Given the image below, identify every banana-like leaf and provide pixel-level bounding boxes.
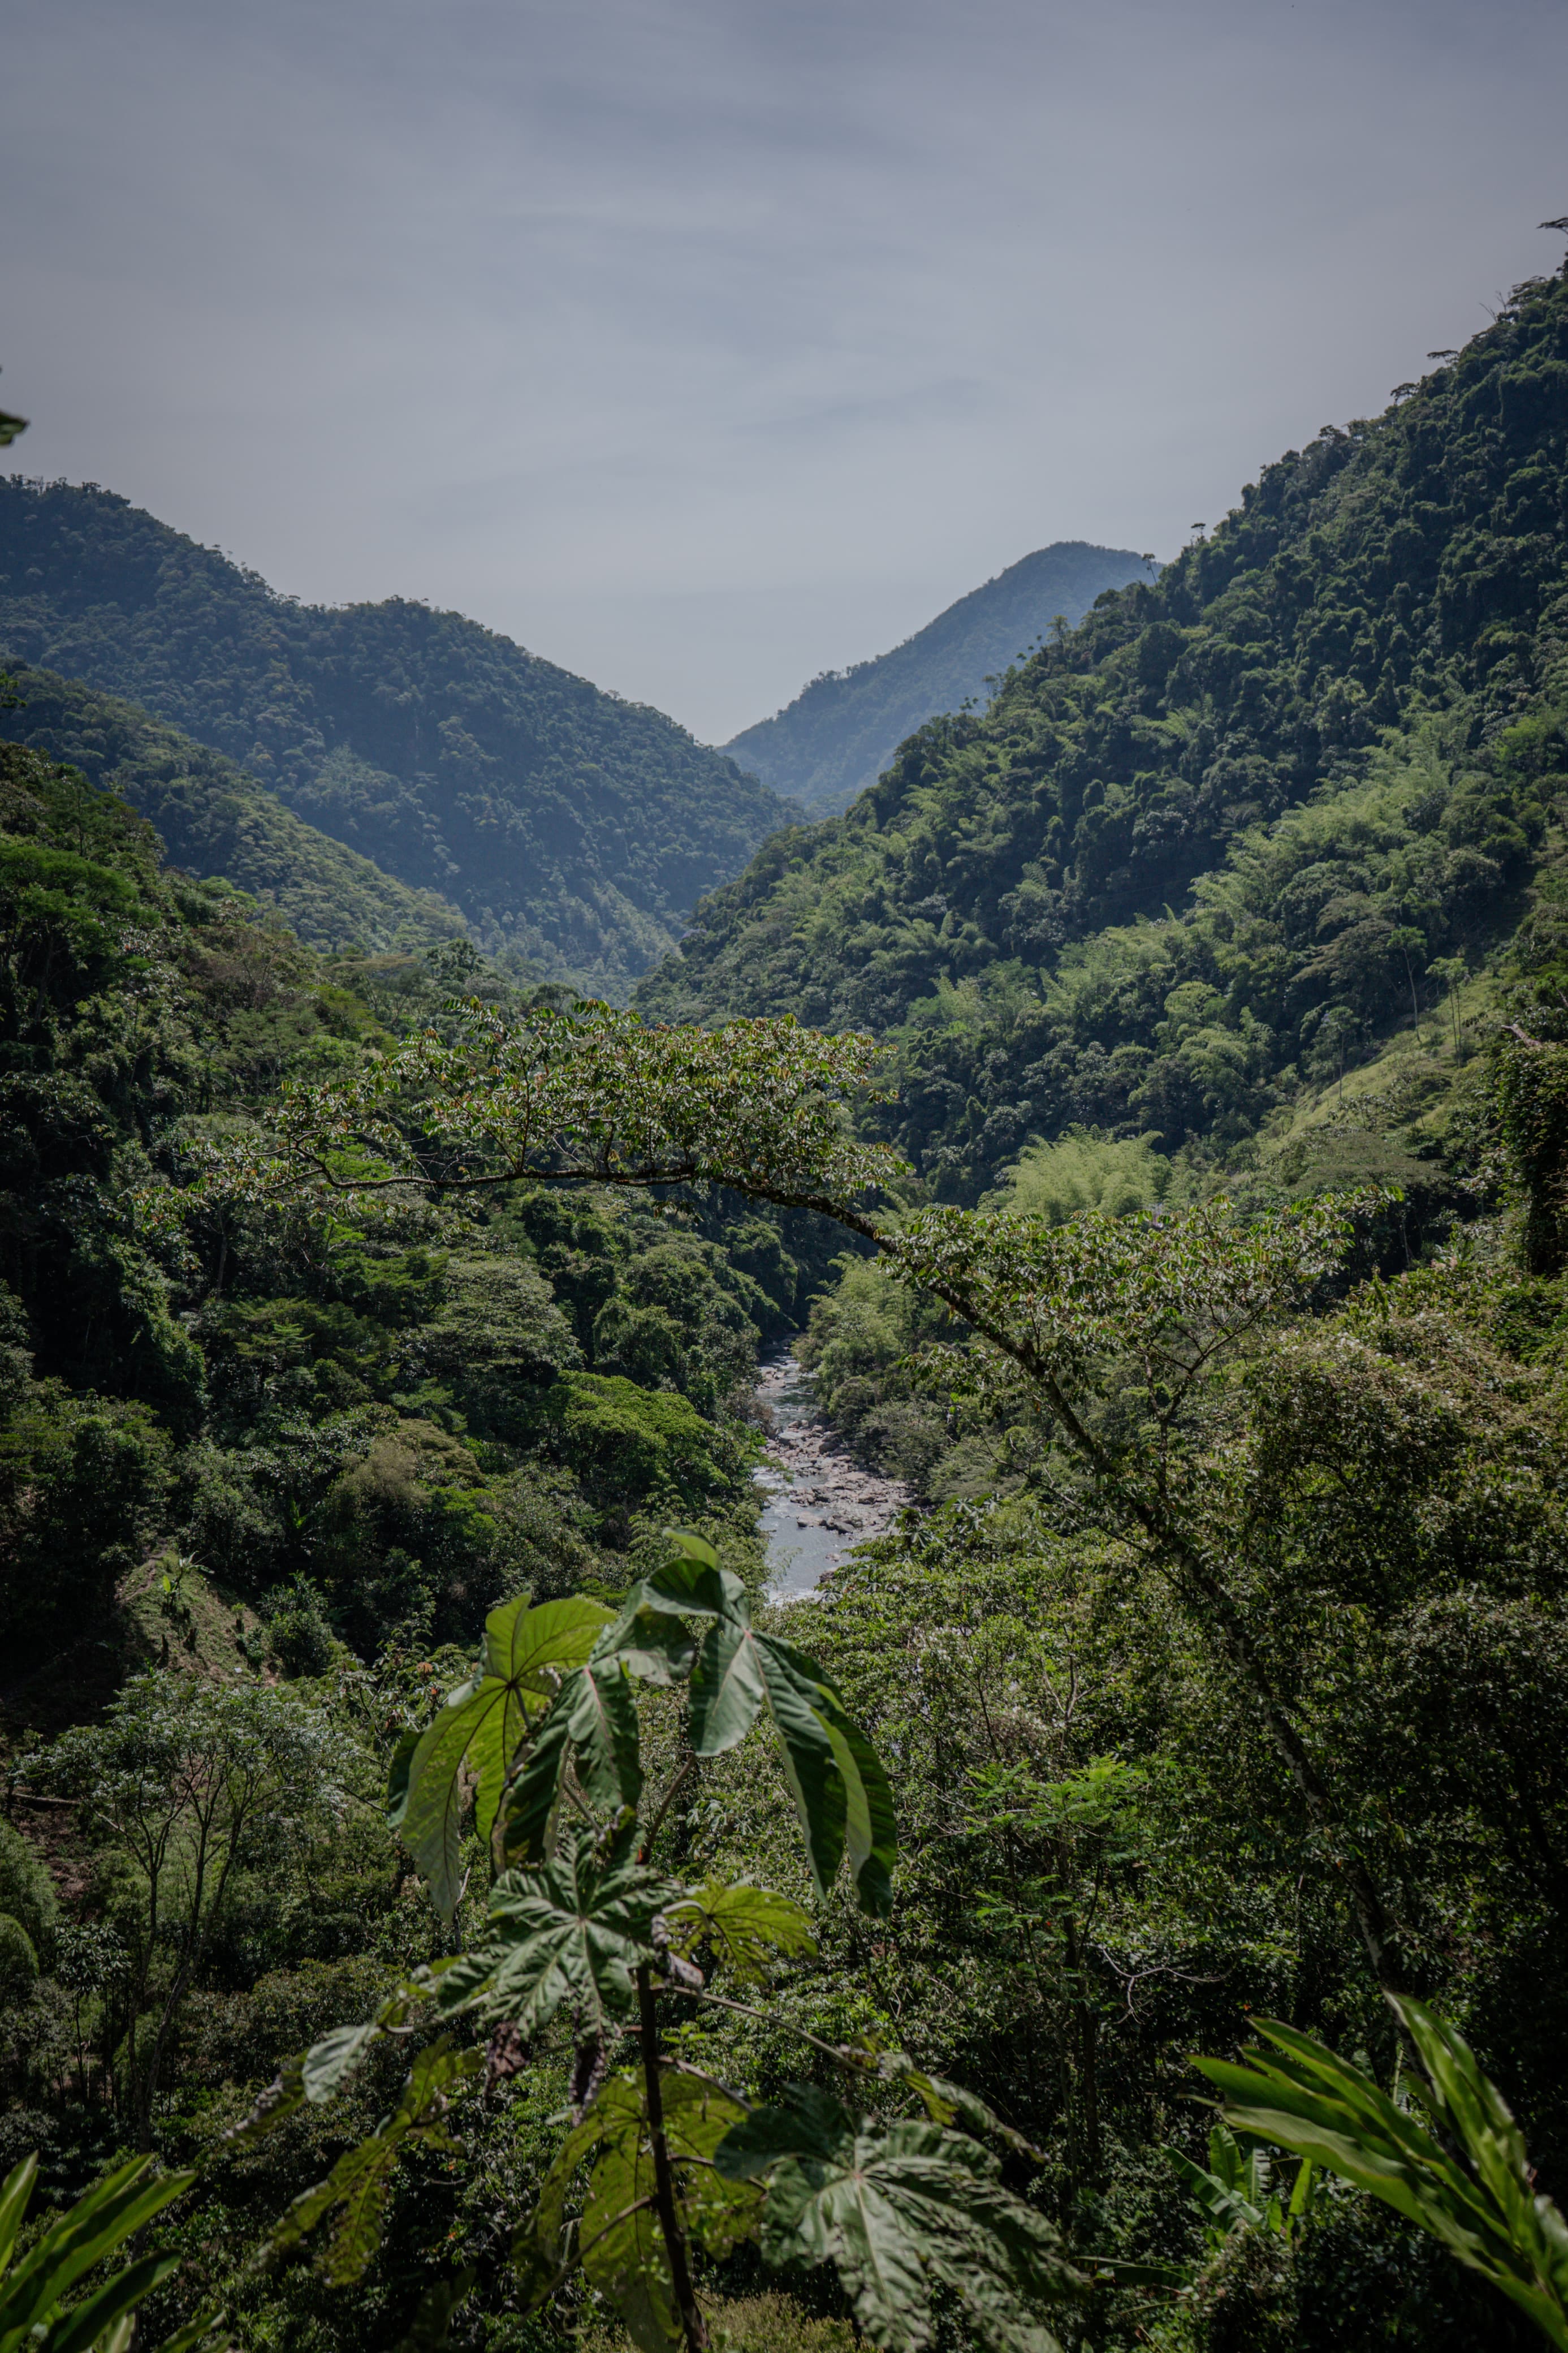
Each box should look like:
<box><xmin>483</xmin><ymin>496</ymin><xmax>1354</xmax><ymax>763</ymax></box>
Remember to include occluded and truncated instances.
<box><xmin>439</xmin><ymin>1830</ymin><xmax>676</xmax><ymax>2037</ymax></box>
<box><xmin>40</xmin><ymin>2254</ymin><xmax>179</xmax><ymax>2353</ymax></box>
<box><xmin>715</xmin><ymin>2088</ymin><xmax>1083</xmax><ymax>2353</ymax></box>
<box><xmin>664</xmin><ymin>1880</ymin><xmax>818</xmax><ymax>1985</ymax></box>
<box><xmin>1195</xmin><ymin>1995</ymin><xmax>1568</xmax><ymax>2351</ymax></box>
<box><xmin>396</xmin><ymin>1596</ymin><xmax>614</xmax><ymax>1919</ymax></box>
<box><xmin>520</xmin><ymin>2066</ymin><xmax>761</xmax><ymax>2353</ymax></box>
<box><xmin>0</xmin><ymin>2156</ymin><xmax>194</xmax><ymax>2351</ymax></box>
<box><xmin>275</xmin><ymin>2040</ymin><xmax>482</xmax><ymax>2288</ymax></box>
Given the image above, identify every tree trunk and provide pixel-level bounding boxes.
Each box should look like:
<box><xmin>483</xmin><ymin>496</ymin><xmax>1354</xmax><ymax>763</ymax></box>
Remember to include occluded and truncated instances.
<box><xmin>636</xmin><ymin>1965</ymin><xmax>708</xmax><ymax>2353</ymax></box>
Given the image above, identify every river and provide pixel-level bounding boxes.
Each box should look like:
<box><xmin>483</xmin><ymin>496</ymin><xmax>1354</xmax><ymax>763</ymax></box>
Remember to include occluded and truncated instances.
<box><xmin>754</xmin><ymin>1346</ymin><xmax>911</xmax><ymax>1601</ymax></box>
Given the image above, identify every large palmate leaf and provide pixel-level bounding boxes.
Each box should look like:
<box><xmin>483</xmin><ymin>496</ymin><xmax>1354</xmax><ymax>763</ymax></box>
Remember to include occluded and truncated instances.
<box><xmin>439</xmin><ymin>1830</ymin><xmax>675</xmax><ymax>2037</ymax></box>
<box><xmin>630</xmin><ymin>1536</ymin><xmax>895</xmax><ymax>1917</ymax></box>
<box><xmin>519</xmin><ymin>2067</ymin><xmax>761</xmax><ymax>2353</ymax></box>
<box><xmin>1196</xmin><ymin>1996</ymin><xmax>1568</xmax><ymax>2349</ymax></box>
<box><xmin>396</xmin><ymin>1594</ymin><xmax>614</xmax><ymax>1918</ymax></box>
<box><xmin>715</xmin><ymin>2088</ymin><xmax>1082</xmax><ymax>2353</ymax></box>
<box><xmin>275</xmin><ymin>2040</ymin><xmax>482</xmax><ymax>2287</ymax></box>
<box><xmin>665</xmin><ymin>1880</ymin><xmax>818</xmax><ymax>1986</ymax></box>
<box><xmin>693</xmin><ymin>1619</ymin><xmax>895</xmax><ymax>1916</ymax></box>
<box><xmin>502</xmin><ymin>1652</ymin><xmax>645</xmax><ymax>1865</ymax></box>
<box><xmin>0</xmin><ymin>2151</ymin><xmax>197</xmax><ymax>2353</ymax></box>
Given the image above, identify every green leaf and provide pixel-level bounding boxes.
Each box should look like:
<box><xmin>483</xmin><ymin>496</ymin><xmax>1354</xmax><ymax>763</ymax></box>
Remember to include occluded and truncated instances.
<box><xmin>500</xmin><ymin>1652</ymin><xmax>644</xmax><ymax>1867</ymax></box>
<box><xmin>439</xmin><ymin>1830</ymin><xmax>675</xmax><ymax>2038</ymax></box>
<box><xmin>871</xmin><ymin>2055</ymin><xmax>1045</xmax><ymax>2165</ymax></box>
<box><xmin>665</xmin><ymin>1881</ymin><xmax>818</xmax><ymax>1986</ymax></box>
<box><xmin>396</xmin><ymin>1596</ymin><xmax>614</xmax><ymax>1918</ymax></box>
<box><xmin>519</xmin><ymin>2066</ymin><xmax>760</xmax><ymax>2353</ymax></box>
<box><xmin>385</xmin><ymin>1728</ymin><xmax>420</xmax><ymax>1834</ymax></box>
<box><xmin>41</xmin><ymin>2254</ymin><xmax>179</xmax><ymax>2353</ymax></box>
<box><xmin>1195</xmin><ymin>1996</ymin><xmax>1568</xmax><ymax>2351</ymax></box>
<box><xmin>0</xmin><ymin>2154</ymin><xmax>36</xmax><ymax>2278</ymax></box>
<box><xmin>685</xmin><ymin>1597</ymin><xmax>896</xmax><ymax>1917</ymax></box>
<box><xmin>715</xmin><ymin>2091</ymin><xmax>1082</xmax><ymax>2353</ymax></box>
<box><xmin>275</xmin><ymin>2040</ymin><xmax>482</xmax><ymax>2287</ymax></box>
<box><xmin>0</xmin><ymin>2159</ymin><xmax>193</xmax><ymax>2346</ymax></box>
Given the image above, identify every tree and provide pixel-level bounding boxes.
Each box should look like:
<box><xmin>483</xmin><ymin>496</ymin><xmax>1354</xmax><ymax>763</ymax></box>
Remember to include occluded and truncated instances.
<box><xmin>159</xmin><ymin>999</ymin><xmax>1407</xmax><ymax>2007</ymax></box>
<box><xmin>31</xmin><ymin>1672</ymin><xmax>346</xmax><ymax>2147</ymax></box>
<box><xmin>236</xmin><ymin>1543</ymin><xmax>1083</xmax><ymax>2353</ymax></box>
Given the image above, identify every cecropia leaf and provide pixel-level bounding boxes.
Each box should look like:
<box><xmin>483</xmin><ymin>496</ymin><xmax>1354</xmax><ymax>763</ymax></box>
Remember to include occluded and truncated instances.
<box><xmin>664</xmin><ymin>1880</ymin><xmax>818</xmax><ymax>1984</ymax></box>
<box><xmin>688</xmin><ymin>1609</ymin><xmax>895</xmax><ymax>1916</ymax></box>
<box><xmin>716</xmin><ymin>2092</ymin><xmax>1081</xmax><ymax>2353</ymax></box>
<box><xmin>518</xmin><ymin>2066</ymin><xmax>761</xmax><ymax>2353</ymax></box>
<box><xmin>396</xmin><ymin>1594</ymin><xmax>613</xmax><ymax>1917</ymax></box>
<box><xmin>439</xmin><ymin>1832</ymin><xmax>676</xmax><ymax>2037</ymax></box>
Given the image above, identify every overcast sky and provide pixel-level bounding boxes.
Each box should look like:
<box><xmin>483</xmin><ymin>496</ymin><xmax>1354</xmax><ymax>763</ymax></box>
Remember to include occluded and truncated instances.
<box><xmin>3</xmin><ymin>0</ymin><xmax>1566</xmax><ymax>744</ymax></box>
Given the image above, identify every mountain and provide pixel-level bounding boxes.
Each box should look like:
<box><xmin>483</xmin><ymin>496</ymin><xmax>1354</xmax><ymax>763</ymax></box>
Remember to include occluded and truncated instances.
<box><xmin>0</xmin><ymin>482</ymin><xmax>800</xmax><ymax>997</ymax></box>
<box><xmin>0</xmin><ymin>663</ymin><xmax>467</xmax><ymax>953</ymax></box>
<box><xmin>638</xmin><ymin>260</ymin><xmax>1568</xmax><ymax>1197</ymax></box>
<box><xmin>723</xmin><ymin>540</ymin><xmax>1157</xmax><ymax>813</ymax></box>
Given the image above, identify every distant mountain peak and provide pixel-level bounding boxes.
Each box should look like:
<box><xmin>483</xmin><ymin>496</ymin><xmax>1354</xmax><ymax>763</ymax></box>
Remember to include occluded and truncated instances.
<box><xmin>724</xmin><ymin>540</ymin><xmax>1157</xmax><ymax>815</ymax></box>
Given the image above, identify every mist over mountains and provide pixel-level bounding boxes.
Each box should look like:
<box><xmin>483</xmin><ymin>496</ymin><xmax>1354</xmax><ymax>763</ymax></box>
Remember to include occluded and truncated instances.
<box><xmin>724</xmin><ymin>540</ymin><xmax>1156</xmax><ymax>815</ymax></box>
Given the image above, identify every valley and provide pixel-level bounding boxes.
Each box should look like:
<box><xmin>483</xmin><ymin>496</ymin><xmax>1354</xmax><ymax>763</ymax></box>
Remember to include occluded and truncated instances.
<box><xmin>1</xmin><ymin>251</ymin><xmax>1567</xmax><ymax>2353</ymax></box>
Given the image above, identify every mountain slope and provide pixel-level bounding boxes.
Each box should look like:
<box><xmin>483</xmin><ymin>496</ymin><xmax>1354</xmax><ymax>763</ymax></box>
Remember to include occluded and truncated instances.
<box><xmin>0</xmin><ymin>484</ymin><xmax>800</xmax><ymax>996</ymax></box>
<box><xmin>638</xmin><ymin>262</ymin><xmax>1568</xmax><ymax>1197</ymax></box>
<box><xmin>724</xmin><ymin>541</ymin><xmax>1156</xmax><ymax>814</ymax></box>
<box><xmin>0</xmin><ymin>663</ymin><xmax>466</xmax><ymax>953</ymax></box>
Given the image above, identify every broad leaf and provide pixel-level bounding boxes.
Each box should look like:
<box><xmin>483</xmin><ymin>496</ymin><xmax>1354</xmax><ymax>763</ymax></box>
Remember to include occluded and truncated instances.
<box><xmin>439</xmin><ymin>1830</ymin><xmax>675</xmax><ymax>2037</ymax></box>
<box><xmin>1196</xmin><ymin>1996</ymin><xmax>1568</xmax><ymax>2350</ymax></box>
<box><xmin>716</xmin><ymin>2090</ymin><xmax>1082</xmax><ymax>2353</ymax></box>
<box><xmin>501</xmin><ymin>1653</ymin><xmax>644</xmax><ymax>1865</ymax></box>
<box><xmin>665</xmin><ymin>1881</ymin><xmax>818</xmax><ymax>1985</ymax></box>
<box><xmin>397</xmin><ymin>1595</ymin><xmax>614</xmax><ymax>1918</ymax></box>
<box><xmin>275</xmin><ymin>2040</ymin><xmax>482</xmax><ymax>2287</ymax></box>
<box><xmin>686</xmin><ymin>1598</ymin><xmax>896</xmax><ymax>1917</ymax></box>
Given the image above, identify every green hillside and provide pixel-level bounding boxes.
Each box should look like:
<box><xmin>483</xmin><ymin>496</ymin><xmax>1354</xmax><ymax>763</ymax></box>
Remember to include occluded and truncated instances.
<box><xmin>0</xmin><ymin>663</ymin><xmax>466</xmax><ymax>953</ymax></box>
<box><xmin>641</xmin><ymin>262</ymin><xmax>1568</xmax><ymax>1197</ymax></box>
<box><xmin>0</xmin><ymin>484</ymin><xmax>800</xmax><ymax>997</ymax></box>
<box><xmin>724</xmin><ymin>539</ymin><xmax>1156</xmax><ymax>813</ymax></box>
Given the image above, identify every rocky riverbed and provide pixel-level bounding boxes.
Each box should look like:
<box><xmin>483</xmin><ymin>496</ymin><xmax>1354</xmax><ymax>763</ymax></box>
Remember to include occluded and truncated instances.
<box><xmin>754</xmin><ymin>1347</ymin><xmax>910</xmax><ymax>1601</ymax></box>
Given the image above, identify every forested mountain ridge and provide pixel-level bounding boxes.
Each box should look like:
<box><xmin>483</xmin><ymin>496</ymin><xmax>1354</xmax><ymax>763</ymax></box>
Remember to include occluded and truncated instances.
<box><xmin>0</xmin><ymin>663</ymin><xmax>467</xmax><ymax>953</ymax></box>
<box><xmin>641</xmin><ymin>263</ymin><xmax>1568</xmax><ymax>1197</ymax></box>
<box><xmin>0</xmin><ymin>481</ymin><xmax>801</xmax><ymax>996</ymax></box>
<box><xmin>724</xmin><ymin>540</ymin><xmax>1156</xmax><ymax>813</ymax></box>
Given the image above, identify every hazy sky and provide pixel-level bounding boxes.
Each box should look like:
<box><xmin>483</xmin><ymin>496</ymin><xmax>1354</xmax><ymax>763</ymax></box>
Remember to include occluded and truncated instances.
<box><xmin>4</xmin><ymin>0</ymin><xmax>1567</xmax><ymax>743</ymax></box>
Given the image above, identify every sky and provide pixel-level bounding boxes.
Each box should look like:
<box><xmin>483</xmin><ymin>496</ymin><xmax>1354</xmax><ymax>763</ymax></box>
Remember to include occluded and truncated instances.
<box><xmin>3</xmin><ymin>0</ymin><xmax>1567</xmax><ymax>745</ymax></box>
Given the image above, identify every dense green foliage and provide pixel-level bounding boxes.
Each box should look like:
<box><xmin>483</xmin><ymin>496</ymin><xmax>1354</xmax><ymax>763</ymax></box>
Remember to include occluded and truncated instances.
<box><xmin>0</xmin><ymin>664</ymin><xmax>466</xmax><ymax>953</ymax></box>
<box><xmin>725</xmin><ymin>544</ymin><xmax>1156</xmax><ymax>816</ymax></box>
<box><xmin>643</xmin><ymin>269</ymin><xmax>1568</xmax><ymax>1198</ymax></box>
<box><xmin>0</xmin><ymin>482</ymin><xmax>799</xmax><ymax>996</ymax></box>
<box><xmin>8</xmin><ymin>262</ymin><xmax>1568</xmax><ymax>2353</ymax></box>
